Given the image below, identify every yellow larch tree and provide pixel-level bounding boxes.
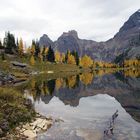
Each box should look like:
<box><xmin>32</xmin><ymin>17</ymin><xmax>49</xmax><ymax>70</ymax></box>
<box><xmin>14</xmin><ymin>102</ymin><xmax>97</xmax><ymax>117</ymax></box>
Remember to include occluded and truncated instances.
<box><xmin>67</xmin><ymin>76</ymin><xmax>77</xmax><ymax>88</ymax></box>
<box><xmin>80</xmin><ymin>55</ymin><xmax>93</xmax><ymax>67</ymax></box>
<box><xmin>45</xmin><ymin>47</ymin><xmax>49</xmax><ymax>55</ymax></box>
<box><xmin>18</xmin><ymin>38</ymin><xmax>24</xmax><ymax>56</ymax></box>
<box><xmin>30</xmin><ymin>44</ymin><xmax>35</xmax><ymax>55</ymax></box>
<box><xmin>67</xmin><ymin>54</ymin><xmax>76</xmax><ymax>64</ymax></box>
<box><xmin>30</xmin><ymin>55</ymin><xmax>35</xmax><ymax>65</ymax></box>
<box><xmin>55</xmin><ymin>50</ymin><xmax>61</xmax><ymax>63</ymax></box>
<box><xmin>80</xmin><ymin>73</ymin><xmax>94</xmax><ymax>85</ymax></box>
<box><xmin>55</xmin><ymin>78</ymin><xmax>63</xmax><ymax>90</ymax></box>
<box><xmin>26</xmin><ymin>46</ymin><xmax>31</xmax><ymax>55</ymax></box>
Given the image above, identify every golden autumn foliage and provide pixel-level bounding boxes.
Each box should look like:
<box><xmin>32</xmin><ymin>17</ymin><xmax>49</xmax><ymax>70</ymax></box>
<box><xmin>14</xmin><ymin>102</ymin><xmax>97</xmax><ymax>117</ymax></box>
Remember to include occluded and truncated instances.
<box><xmin>30</xmin><ymin>55</ymin><xmax>35</xmax><ymax>65</ymax></box>
<box><xmin>80</xmin><ymin>55</ymin><xmax>93</xmax><ymax>67</ymax></box>
<box><xmin>124</xmin><ymin>59</ymin><xmax>140</xmax><ymax>67</ymax></box>
<box><xmin>96</xmin><ymin>69</ymin><xmax>117</xmax><ymax>76</ymax></box>
<box><xmin>124</xmin><ymin>69</ymin><xmax>140</xmax><ymax>77</ymax></box>
<box><xmin>55</xmin><ymin>50</ymin><xmax>61</xmax><ymax>63</ymax></box>
<box><xmin>41</xmin><ymin>82</ymin><xmax>49</xmax><ymax>95</ymax></box>
<box><xmin>67</xmin><ymin>54</ymin><xmax>76</xmax><ymax>64</ymax></box>
<box><xmin>18</xmin><ymin>38</ymin><xmax>24</xmax><ymax>56</ymax></box>
<box><xmin>26</xmin><ymin>47</ymin><xmax>31</xmax><ymax>55</ymax></box>
<box><xmin>45</xmin><ymin>47</ymin><xmax>49</xmax><ymax>55</ymax></box>
<box><xmin>55</xmin><ymin>78</ymin><xmax>63</xmax><ymax>90</ymax></box>
<box><xmin>95</xmin><ymin>61</ymin><xmax>104</xmax><ymax>68</ymax></box>
<box><xmin>30</xmin><ymin>44</ymin><xmax>35</xmax><ymax>55</ymax></box>
<box><xmin>80</xmin><ymin>73</ymin><xmax>93</xmax><ymax>85</ymax></box>
<box><xmin>67</xmin><ymin>76</ymin><xmax>77</xmax><ymax>88</ymax></box>
<box><xmin>94</xmin><ymin>61</ymin><xmax>117</xmax><ymax>68</ymax></box>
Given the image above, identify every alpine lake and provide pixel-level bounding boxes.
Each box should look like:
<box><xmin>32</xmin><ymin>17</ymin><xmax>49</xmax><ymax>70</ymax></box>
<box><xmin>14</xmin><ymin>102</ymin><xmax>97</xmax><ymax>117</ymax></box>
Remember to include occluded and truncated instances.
<box><xmin>16</xmin><ymin>69</ymin><xmax>140</xmax><ymax>140</ymax></box>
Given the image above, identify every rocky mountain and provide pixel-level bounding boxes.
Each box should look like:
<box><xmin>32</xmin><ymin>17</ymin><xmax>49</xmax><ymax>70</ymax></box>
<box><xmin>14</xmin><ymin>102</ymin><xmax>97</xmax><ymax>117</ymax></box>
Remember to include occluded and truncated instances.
<box><xmin>39</xmin><ymin>10</ymin><xmax>140</xmax><ymax>62</ymax></box>
<box><xmin>39</xmin><ymin>34</ymin><xmax>54</xmax><ymax>47</ymax></box>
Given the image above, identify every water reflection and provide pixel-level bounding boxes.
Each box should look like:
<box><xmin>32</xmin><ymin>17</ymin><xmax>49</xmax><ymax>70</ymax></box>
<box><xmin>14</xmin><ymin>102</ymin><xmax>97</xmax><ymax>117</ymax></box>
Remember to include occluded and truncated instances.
<box><xmin>24</xmin><ymin>69</ymin><xmax>140</xmax><ymax>122</ymax></box>
<box><xmin>22</xmin><ymin>69</ymin><xmax>140</xmax><ymax>139</ymax></box>
<box><xmin>35</xmin><ymin>95</ymin><xmax>140</xmax><ymax>140</ymax></box>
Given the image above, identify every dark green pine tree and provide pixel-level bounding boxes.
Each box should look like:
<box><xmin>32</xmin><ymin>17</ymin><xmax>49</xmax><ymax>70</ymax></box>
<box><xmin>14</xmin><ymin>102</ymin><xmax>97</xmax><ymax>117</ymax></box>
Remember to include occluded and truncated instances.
<box><xmin>34</xmin><ymin>40</ymin><xmax>40</xmax><ymax>58</ymax></box>
<box><xmin>4</xmin><ymin>32</ymin><xmax>17</xmax><ymax>54</ymax></box>
<box><xmin>0</xmin><ymin>40</ymin><xmax>4</xmax><ymax>49</ymax></box>
<box><xmin>47</xmin><ymin>79</ymin><xmax>56</xmax><ymax>95</ymax></box>
<box><xmin>47</xmin><ymin>46</ymin><xmax>55</xmax><ymax>62</ymax></box>
<box><xmin>65</xmin><ymin>50</ymin><xmax>69</xmax><ymax>63</ymax></box>
<box><xmin>42</xmin><ymin>46</ymin><xmax>46</xmax><ymax>61</ymax></box>
<box><xmin>74</xmin><ymin>51</ymin><xmax>79</xmax><ymax>65</ymax></box>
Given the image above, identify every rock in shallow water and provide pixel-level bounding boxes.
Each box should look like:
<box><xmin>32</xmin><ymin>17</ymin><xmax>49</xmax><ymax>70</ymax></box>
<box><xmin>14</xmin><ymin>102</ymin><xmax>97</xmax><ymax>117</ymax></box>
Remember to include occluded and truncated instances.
<box><xmin>19</xmin><ymin>115</ymin><xmax>54</xmax><ymax>139</ymax></box>
<box><xmin>23</xmin><ymin>130</ymin><xmax>36</xmax><ymax>139</ymax></box>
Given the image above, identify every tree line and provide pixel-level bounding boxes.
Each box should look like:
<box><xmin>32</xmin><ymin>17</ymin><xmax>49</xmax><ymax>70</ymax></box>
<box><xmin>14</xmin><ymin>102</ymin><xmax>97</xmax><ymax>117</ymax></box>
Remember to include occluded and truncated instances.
<box><xmin>0</xmin><ymin>32</ymin><xmax>139</xmax><ymax>68</ymax></box>
<box><xmin>0</xmin><ymin>32</ymin><xmax>94</xmax><ymax>67</ymax></box>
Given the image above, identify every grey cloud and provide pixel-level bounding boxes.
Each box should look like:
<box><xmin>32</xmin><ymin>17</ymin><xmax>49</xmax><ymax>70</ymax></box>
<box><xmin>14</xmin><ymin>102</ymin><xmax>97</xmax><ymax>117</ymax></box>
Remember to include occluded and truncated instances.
<box><xmin>0</xmin><ymin>0</ymin><xmax>140</xmax><ymax>43</ymax></box>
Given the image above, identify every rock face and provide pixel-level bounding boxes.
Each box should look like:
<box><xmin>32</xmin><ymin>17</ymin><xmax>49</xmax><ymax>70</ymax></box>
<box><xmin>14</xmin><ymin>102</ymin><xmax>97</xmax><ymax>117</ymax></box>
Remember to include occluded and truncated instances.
<box><xmin>39</xmin><ymin>10</ymin><xmax>140</xmax><ymax>62</ymax></box>
<box><xmin>54</xmin><ymin>30</ymin><xmax>81</xmax><ymax>54</ymax></box>
<box><xmin>39</xmin><ymin>34</ymin><xmax>53</xmax><ymax>47</ymax></box>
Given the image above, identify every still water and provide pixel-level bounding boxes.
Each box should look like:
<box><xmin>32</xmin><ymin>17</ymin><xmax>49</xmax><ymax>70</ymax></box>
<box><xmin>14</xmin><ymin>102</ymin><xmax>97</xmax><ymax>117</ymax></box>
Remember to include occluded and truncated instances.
<box><xmin>23</xmin><ymin>70</ymin><xmax>140</xmax><ymax>140</ymax></box>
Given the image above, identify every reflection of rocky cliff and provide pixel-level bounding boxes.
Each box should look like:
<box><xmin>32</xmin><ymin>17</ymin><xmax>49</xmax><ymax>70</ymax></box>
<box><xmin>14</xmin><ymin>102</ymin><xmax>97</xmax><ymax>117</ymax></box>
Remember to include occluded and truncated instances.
<box><xmin>30</xmin><ymin>73</ymin><xmax>140</xmax><ymax>122</ymax></box>
<box><xmin>84</xmin><ymin>73</ymin><xmax>140</xmax><ymax>122</ymax></box>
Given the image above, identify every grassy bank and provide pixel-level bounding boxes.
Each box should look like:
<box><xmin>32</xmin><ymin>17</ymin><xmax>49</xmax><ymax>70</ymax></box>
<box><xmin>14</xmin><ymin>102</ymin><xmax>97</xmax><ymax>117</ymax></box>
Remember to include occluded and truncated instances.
<box><xmin>0</xmin><ymin>87</ymin><xmax>35</xmax><ymax>137</ymax></box>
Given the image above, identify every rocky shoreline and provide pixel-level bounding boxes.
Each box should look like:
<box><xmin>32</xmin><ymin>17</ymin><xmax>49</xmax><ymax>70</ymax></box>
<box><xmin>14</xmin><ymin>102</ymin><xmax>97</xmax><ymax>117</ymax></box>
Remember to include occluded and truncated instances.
<box><xmin>1</xmin><ymin>113</ymin><xmax>54</xmax><ymax>140</ymax></box>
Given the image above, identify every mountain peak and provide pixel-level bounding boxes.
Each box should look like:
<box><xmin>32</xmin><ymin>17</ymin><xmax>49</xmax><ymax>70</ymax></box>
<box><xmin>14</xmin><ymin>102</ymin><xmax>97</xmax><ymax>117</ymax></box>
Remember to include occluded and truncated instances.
<box><xmin>62</xmin><ymin>30</ymin><xmax>78</xmax><ymax>39</ymax></box>
<box><xmin>118</xmin><ymin>10</ymin><xmax>140</xmax><ymax>33</ymax></box>
<box><xmin>42</xmin><ymin>34</ymin><xmax>50</xmax><ymax>39</ymax></box>
<box><xmin>39</xmin><ymin>34</ymin><xmax>53</xmax><ymax>47</ymax></box>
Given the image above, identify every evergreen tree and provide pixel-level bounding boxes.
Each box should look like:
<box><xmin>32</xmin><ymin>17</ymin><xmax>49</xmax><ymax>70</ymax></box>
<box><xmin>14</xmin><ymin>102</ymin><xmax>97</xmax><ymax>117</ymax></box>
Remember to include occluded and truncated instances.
<box><xmin>30</xmin><ymin>41</ymin><xmax>35</xmax><ymax>55</ymax></box>
<box><xmin>47</xmin><ymin>46</ymin><xmax>55</xmax><ymax>62</ymax></box>
<box><xmin>47</xmin><ymin>79</ymin><xmax>56</xmax><ymax>95</ymax></box>
<box><xmin>34</xmin><ymin>40</ymin><xmax>40</xmax><ymax>58</ymax></box>
<box><xmin>75</xmin><ymin>51</ymin><xmax>79</xmax><ymax>65</ymax></box>
<box><xmin>42</xmin><ymin>46</ymin><xmax>46</xmax><ymax>61</ymax></box>
<box><xmin>0</xmin><ymin>40</ymin><xmax>4</xmax><ymax>49</ymax></box>
<box><xmin>65</xmin><ymin>50</ymin><xmax>69</xmax><ymax>63</ymax></box>
<box><xmin>4</xmin><ymin>32</ymin><xmax>16</xmax><ymax>54</ymax></box>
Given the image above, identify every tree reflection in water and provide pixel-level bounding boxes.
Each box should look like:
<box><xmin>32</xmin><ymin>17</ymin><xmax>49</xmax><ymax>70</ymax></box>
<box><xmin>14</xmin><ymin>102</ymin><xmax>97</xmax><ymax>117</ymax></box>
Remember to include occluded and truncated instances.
<box><xmin>24</xmin><ymin>69</ymin><xmax>140</xmax><ymax>122</ymax></box>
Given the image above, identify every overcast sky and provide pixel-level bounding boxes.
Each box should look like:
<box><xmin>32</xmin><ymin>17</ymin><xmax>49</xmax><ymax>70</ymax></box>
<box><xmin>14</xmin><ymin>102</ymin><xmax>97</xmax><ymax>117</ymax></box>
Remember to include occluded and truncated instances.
<box><xmin>0</xmin><ymin>0</ymin><xmax>140</xmax><ymax>44</ymax></box>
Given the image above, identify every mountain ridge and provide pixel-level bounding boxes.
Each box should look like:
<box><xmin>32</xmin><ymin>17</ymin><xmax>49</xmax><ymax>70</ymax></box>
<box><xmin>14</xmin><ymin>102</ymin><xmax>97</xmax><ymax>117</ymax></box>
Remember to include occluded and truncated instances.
<box><xmin>39</xmin><ymin>10</ymin><xmax>140</xmax><ymax>62</ymax></box>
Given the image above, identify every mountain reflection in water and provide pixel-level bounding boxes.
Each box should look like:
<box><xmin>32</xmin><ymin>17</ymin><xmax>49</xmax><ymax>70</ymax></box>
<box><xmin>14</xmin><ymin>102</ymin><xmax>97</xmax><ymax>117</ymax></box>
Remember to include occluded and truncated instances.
<box><xmin>22</xmin><ymin>69</ymin><xmax>140</xmax><ymax>140</ymax></box>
